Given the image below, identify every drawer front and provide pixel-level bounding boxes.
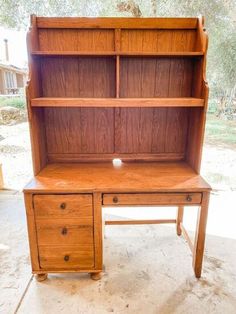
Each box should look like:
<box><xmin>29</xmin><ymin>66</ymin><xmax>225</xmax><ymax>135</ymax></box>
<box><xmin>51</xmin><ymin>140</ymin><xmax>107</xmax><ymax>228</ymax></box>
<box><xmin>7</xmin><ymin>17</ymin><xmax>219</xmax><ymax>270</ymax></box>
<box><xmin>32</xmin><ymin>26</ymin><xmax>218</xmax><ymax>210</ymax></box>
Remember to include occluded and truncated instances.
<box><xmin>36</xmin><ymin>218</ymin><xmax>94</xmax><ymax>246</ymax></box>
<box><xmin>103</xmin><ymin>193</ymin><xmax>202</xmax><ymax>205</ymax></box>
<box><xmin>34</xmin><ymin>194</ymin><xmax>92</xmax><ymax>218</ymax></box>
<box><xmin>38</xmin><ymin>245</ymin><xmax>94</xmax><ymax>269</ymax></box>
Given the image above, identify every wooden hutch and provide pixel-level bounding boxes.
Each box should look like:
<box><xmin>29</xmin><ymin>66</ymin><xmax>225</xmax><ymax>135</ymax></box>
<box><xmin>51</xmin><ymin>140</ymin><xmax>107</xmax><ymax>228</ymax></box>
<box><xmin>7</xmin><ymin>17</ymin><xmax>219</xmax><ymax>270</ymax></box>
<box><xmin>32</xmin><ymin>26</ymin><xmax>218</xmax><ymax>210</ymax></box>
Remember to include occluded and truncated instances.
<box><xmin>24</xmin><ymin>15</ymin><xmax>211</xmax><ymax>281</ymax></box>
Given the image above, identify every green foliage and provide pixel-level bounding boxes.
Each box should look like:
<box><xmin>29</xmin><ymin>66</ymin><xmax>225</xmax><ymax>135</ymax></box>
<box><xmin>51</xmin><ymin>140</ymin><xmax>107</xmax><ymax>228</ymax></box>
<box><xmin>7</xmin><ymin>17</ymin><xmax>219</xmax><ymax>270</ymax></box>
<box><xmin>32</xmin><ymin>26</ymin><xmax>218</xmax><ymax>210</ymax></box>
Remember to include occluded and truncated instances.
<box><xmin>0</xmin><ymin>0</ymin><xmax>108</xmax><ymax>28</ymax></box>
<box><xmin>0</xmin><ymin>96</ymin><xmax>26</xmax><ymax>109</ymax></box>
<box><xmin>206</xmin><ymin>114</ymin><xmax>236</xmax><ymax>146</ymax></box>
<box><xmin>208</xmin><ymin>99</ymin><xmax>218</xmax><ymax>114</ymax></box>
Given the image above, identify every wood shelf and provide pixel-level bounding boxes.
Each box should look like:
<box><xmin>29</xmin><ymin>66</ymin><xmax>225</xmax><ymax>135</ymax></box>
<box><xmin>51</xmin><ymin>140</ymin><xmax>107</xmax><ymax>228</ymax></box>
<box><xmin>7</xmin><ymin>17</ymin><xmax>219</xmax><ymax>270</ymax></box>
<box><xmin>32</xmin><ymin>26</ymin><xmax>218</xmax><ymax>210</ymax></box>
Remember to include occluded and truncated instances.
<box><xmin>31</xmin><ymin>97</ymin><xmax>204</xmax><ymax>108</ymax></box>
<box><xmin>24</xmin><ymin>162</ymin><xmax>211</xmax><ymax>193</ymax></box>
<box><xmin>31</xmin><ymin>51</ymin><xmax>204</xmax><ymax>57</ymax></box>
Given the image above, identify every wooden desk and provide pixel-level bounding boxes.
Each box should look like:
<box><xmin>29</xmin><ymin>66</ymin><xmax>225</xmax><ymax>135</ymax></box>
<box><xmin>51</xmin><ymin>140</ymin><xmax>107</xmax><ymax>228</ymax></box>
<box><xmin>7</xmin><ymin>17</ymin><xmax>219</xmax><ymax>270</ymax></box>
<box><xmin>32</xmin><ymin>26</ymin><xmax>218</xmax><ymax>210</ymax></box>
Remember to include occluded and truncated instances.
<box><xmin>24</xmin><ymin>162</ymin><xmax>211</xmax><ymax>280</ymax></box>
<box><xmin>24</xmin><ymin>16</ymin><xmax>211</xmax><ymax>281</ymax></box>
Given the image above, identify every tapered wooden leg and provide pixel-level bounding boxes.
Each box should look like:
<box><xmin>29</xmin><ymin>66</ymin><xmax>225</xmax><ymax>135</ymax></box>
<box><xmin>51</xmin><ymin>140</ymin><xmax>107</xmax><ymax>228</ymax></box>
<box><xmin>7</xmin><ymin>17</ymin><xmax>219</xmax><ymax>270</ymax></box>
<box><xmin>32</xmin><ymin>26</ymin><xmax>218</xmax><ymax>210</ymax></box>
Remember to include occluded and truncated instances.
<box><xmin>193</xmin><ymin>192</ymin><xmax>210</xmax><ymax>278</ymax></box>
<box><xmin>176</xmin><ymin>206</ymin><xmax>184</xmax><ymax>236</ymax></box>
<box><xmin>36</xmin><ymin>273</ymin><xmax>48</xmax><ymax>282</ymax></box>
<box><xmin>90</xmin><ymin>272</ymin><xmax>102</xmax><ymax>280</ymax></box>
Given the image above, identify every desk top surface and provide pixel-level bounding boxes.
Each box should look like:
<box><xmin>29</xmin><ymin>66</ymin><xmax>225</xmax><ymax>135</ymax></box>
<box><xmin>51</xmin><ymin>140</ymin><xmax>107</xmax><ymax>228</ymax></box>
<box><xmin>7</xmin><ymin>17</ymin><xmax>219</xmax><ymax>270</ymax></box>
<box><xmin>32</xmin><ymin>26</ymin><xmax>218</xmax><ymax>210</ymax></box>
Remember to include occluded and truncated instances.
<box><xmin>24</xmin><ymin>162</ymin><xmax>211</xmax><ymax>193</ymax></box>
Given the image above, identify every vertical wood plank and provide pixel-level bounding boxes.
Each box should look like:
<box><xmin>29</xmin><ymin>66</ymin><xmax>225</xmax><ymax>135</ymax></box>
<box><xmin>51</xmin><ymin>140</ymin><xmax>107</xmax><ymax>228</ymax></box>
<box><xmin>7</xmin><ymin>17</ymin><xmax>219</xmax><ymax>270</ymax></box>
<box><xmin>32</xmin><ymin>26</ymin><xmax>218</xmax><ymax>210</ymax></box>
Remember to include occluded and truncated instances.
<box><xmin>115</xmin><ymin>107</ymin><xmax>188</xmax><ymax>155</ymax></box>
<box><xmin>154</xmin><ymin>59</ymin><xmax>171</xmax><ymax>97</ymax></box>
<box><xmin>168</xmin><ymin>58</ymin><xmax>193</xmax><ymax>97</ymax></box>
<box><xmin>41</xmin><ymin>57</ymin><xmax>66</xmax><ymax>96</ymax></box>
<box><xmin>26</xmin><ymin>15</ymin><xmax>47</xmax><ymax>175</ymax></box>
<box><xmin>151</xmin><ymin>108</ymin><xmax>167</xmax><ymax>152</ymax></box>
<box><xmin>195</xmin><ymin>16</ymin><xmax>208</xmax><ymax>53</ymax></box>
<box><xmin>45</xmin><ymin>108</ymin><xmax>114</xmax><ymax>154</ymax></box>
<box><xmin>186</xmin><ymin>108</ymin><xmax>203</xmax><ymax>172</ymax></box>
<box><xmin>192</xmin><ymin>58</ymin><xmax>203</xmax><ymax>97</ymax></box>
<box><xmin>120</xmin><ymin>30</ymin><xmax>196</xmax><ymax>52</ymax></box>
<box><xmin>115</xmin><ymin>29</ymin><xmax>120</xmax><ymax>98</ymax></box>
<box><xmin>116</xmin><ymin>56</ymin><xmax>120</xmax><ymax>98</ymax></box>
<box><xmin>41</xmin><ymin>57</ymin><xmax>116</xmax><ymax>97</ymax></box>
<box><xmin>186</xmin><ymin>106</ymin><xmax>208</xmax><ymax>174</ymax></box>
<box><xmin>115</xmin><ymin>28</ymin><xmax>121</xmax><ymax>51</ymax></box>
<box><xmin>94</xmin><ymin>108</ymin><xmax>115</xmax><ymax>153</ymax></box>
<box><xmin>24</xmin><ymin>193</ymin><xmax>40</xmax><ymax>271</ymax></box>
<box><xmin>193</xmin><ymin>192</ymin><xmax>210</xmax><ymax>278</ymax></box>
<box><xmin>39</xmin><ymin>29</ymin><xmax>115</xmax><ymax>51</ymax></box>
<box><xmin>120</xmin><ymin>57</ymin><xmax>193</xmax><ymax>98</ymax></box>
<box><xmin>164</xmin><ymin>108</ymin><xmax>188</xmax><ymax>153</ymax></box>
<box><xmin>93</xmin><ymin>193</ymin><xmax>103</xmax><ymax>271</ymax></box>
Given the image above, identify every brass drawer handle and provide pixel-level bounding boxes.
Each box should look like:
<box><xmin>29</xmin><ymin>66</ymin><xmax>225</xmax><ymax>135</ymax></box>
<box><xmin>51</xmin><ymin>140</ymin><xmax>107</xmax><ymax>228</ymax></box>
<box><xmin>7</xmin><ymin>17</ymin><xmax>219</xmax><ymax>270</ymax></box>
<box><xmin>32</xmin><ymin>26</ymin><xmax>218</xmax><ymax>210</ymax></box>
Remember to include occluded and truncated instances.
<box><xmin>64</xmin><ymin>255</ymin><xmax>70</xmax><ymax>262</ymax></box>
<box><xmin>60</xmin><ymin>202</ymin><xmax>66</xmax><ymax>209</ymax></box>
<box><xmin>61</xmin><ymin>227</ymin><xmax>67</xmax><ymax>235</ymax></box>
<box><xmin>186</xmin><ymin>195</ymin><xmax>192</xmax><ymax>202</ymax></box>
<box><xmin>113</xmin><ymin>196</ymin><xmax>118</xmax><ymax>203</ymax></box>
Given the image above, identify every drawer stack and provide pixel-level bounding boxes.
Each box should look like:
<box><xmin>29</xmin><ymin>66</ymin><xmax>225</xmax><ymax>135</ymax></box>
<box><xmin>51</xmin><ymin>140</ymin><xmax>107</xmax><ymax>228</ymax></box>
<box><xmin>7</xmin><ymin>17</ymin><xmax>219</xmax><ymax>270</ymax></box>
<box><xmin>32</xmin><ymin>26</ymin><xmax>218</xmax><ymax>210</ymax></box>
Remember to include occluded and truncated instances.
<box><xmin>33</xmin><ymin>194</ymin><xmax>94</xmax><ymax>270</ymax></box>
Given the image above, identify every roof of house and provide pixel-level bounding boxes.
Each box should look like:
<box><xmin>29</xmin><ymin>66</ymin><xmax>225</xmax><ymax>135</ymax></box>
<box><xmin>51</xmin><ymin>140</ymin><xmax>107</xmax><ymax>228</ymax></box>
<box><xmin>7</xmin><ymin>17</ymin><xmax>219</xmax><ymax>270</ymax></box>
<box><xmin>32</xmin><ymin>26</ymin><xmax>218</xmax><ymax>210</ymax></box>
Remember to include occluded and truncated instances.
<box><xmin>0</xmin><ymin>62</ymin><xmax>27</xmax><ymax>75</ymax></box>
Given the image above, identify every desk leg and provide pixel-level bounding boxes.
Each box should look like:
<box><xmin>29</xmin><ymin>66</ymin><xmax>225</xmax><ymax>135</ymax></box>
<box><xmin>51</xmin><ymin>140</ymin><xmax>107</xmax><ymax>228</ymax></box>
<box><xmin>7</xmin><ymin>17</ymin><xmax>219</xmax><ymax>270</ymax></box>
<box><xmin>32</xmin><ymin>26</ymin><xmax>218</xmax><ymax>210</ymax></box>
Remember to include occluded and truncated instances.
<box><xmin>193</xmin><ymin>192</ymin><xmax>210</xmax><ymax>278</ymax></box>
<box><xmin>176</xmin><ymin>206</ymin><xmax>184</xmax><ymax>236</ymax></box>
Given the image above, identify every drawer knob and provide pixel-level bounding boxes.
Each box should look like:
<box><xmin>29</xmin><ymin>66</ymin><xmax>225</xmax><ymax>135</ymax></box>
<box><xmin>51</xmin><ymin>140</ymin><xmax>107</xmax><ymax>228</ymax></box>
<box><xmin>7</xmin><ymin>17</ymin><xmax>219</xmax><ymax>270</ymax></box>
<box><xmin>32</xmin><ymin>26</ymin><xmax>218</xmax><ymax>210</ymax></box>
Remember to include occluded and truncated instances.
<box><xmin>61</xmin><ymin>227</ymin><xmax>67</xmax><ymax>235</ymax></box>
<box><xmin>186</xmin><ymin>195</ymin><xmax>192</xmax><ymax>202</ymax></box>
<box><xmin>113</xmin><ymin>196</ymin><xmax>119</xmax><ymax>203</ymax></box>
<box><xmin>64</xmin><ymin>255</ymin><xmax>70</xmax><ymax>262</ymax></box>
<box><xmin>60</xmin><ymin>202</ymin><xmax>66</xmax><ymax>209</ymax></box>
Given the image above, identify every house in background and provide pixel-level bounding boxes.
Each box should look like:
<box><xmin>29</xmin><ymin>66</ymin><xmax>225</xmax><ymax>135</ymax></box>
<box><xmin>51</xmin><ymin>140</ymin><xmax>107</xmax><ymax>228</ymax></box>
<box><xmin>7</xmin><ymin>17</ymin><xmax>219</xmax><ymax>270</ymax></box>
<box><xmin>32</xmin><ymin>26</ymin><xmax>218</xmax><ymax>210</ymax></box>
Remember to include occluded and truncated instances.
<box><xmin>0</xmin><ymin>39</ymin><xmax>27</xmax><ymax>95</ymax></box>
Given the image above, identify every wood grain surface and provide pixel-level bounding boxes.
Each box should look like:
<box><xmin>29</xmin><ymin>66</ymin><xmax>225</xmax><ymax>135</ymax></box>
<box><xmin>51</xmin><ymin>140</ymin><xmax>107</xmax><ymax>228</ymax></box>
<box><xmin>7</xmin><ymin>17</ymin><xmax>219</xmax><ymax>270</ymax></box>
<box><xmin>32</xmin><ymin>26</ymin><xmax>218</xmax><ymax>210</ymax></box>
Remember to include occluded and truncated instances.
<box><xmin>103</xmin><ymin>192</ymin><xmax>202</xmax><ymax>205</ymax></box>
<box><xmin>34</xmin><ymin>194</ymin><xmax>93</xmax><ymax>218</ymax></box>
<box><xmin>24</xmin><ymin>162</ymin><xmax>211</xmax><ymax>193</ymax></box>
<box><xmin>31</xmin><ymin>97</ymin><xmax>204</xmax><ymax>107</ymax></box>
<box><xmin>36</xmin><ymin>218</ymin><xmax>94</xmax><ymax>245</ymax></box>
<box><xmin>38</xmin><ymin>245</ymin><xmax>94</xmax><ymax>269</ymax></box>
<box><xmin>36</xmin><ymin>17</ymin><xmax>198</xmax><ymax>29</ymax></box>
<box><xmin>39</xmin><ymin>29</ymin><xmax>114</xmax><ymax>51</ymax></box>
<box><xmin>40</xmin><ymin>57</ymin><xmax>116</xmax><ymax>97</ymax></box>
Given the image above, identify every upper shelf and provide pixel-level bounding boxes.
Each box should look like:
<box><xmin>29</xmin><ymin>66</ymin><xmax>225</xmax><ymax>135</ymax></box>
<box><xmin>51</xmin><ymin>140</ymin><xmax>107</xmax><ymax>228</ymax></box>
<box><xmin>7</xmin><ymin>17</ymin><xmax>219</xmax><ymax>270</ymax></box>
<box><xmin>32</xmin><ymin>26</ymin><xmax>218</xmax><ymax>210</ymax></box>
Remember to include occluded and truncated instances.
<box><xmin>31</xmin><ymin>51</ymin><xmax>204</xmax><ymax>57</ymax></box>
<box><xmin>31</xmin><ymin>97</ymin><xmax>204</xmax><ymax>108</ymax></box>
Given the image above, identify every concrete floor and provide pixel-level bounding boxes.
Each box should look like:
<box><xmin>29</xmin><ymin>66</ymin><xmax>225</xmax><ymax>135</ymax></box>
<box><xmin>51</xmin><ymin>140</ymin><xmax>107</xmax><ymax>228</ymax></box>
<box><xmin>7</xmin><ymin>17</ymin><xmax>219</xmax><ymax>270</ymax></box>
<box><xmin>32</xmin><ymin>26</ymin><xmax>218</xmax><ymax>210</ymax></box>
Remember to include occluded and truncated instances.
<box><xmin>0</xmin><ymin>192</ymin><xmax>236</xmax><ymax>314</ymax></box>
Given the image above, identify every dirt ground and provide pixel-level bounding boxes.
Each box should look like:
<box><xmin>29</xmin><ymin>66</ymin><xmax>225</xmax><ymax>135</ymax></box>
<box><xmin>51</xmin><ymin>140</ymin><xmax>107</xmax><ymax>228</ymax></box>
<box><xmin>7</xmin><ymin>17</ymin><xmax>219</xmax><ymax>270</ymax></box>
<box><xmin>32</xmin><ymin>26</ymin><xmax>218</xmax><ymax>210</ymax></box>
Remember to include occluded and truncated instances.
<box><xmin>0</xmin><ymin>118</ymin><xmax>236</xmax><ymax>192</ymax></box>
<box><xmin>0</xmin><ymin>122</ymin><xmax>33</xmax><ymax>191</ymax></box>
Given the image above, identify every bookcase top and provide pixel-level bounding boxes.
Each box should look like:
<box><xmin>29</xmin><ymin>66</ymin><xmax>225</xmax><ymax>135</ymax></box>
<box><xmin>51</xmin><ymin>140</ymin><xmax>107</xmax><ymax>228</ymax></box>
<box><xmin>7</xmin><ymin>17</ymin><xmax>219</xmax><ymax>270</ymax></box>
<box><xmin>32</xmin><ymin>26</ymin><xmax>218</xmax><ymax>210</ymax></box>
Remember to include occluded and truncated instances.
<box><xmin>33</xmin><ymin>16</ymin><xmax>201</xmax><ymax>29</ymax></box>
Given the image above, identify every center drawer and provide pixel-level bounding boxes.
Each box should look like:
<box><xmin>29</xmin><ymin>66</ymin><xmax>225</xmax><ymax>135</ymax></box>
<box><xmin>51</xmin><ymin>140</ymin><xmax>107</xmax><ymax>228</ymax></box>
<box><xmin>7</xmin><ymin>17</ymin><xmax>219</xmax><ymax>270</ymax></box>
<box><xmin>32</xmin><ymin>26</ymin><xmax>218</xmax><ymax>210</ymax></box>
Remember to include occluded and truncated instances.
<box><xmin>103</xmin><ymin>193</ymin><xmax>202</xmax><ymax>205</ymax></box>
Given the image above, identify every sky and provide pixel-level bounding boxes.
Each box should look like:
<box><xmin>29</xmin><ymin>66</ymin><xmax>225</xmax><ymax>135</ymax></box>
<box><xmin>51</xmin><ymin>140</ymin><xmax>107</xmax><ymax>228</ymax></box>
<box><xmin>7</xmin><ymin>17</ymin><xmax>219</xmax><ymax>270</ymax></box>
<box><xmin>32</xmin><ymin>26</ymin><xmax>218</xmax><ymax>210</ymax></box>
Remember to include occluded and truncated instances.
<box><xmin>0</xmin><ymin>27</ymin><xmax>27</xmax><ymax>68</ymax></box>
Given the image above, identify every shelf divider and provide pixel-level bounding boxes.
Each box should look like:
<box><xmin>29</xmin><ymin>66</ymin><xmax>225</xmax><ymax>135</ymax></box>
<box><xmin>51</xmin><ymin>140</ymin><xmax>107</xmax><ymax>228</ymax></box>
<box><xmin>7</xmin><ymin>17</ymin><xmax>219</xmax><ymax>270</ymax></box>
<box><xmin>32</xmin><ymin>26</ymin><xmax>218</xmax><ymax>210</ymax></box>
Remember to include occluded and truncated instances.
<box><xmin>115</xmin><ymin>29</ymin><xmax>121</xmax><ymax>98</ymax></box>
<box><xmin>116</xmin><ymin>56</ymin><xmax>120</xmax><ymax>98</ymax></box>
